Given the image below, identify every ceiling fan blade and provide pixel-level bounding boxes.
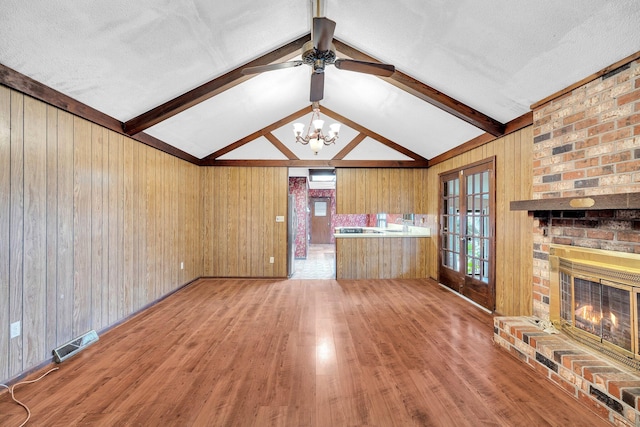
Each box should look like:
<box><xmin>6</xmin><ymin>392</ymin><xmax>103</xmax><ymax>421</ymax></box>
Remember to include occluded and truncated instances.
<box><xmin>313</xmin><ymin>17</ymin><xmax>336</xmax><ymax>52</ymax></box>
<box><xmin>310</xmin><ymin>72</ymin><xmax>324</xmax><ymax>102</ymax></box>
<box><xmin>334</xmin><ymin>59</ymin><xmax>395</xmax><ymax>77</ymax></box>
<box><xmin>241</xmin><ymin>60</ymin><xmax>304</xmax><ymax>75</ymax></box>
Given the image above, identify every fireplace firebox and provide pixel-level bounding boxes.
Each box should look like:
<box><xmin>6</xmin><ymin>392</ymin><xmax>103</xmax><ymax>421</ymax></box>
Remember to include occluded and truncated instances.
<box><xmin>550</xmin><ymin>244</ymin><xmax>640</xmax><ymax>368</ymax></box>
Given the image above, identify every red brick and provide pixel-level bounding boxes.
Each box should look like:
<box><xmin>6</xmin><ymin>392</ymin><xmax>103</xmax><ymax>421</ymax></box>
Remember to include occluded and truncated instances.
<box><xmin>533</xmin><ymin>359</ymin><xmax>552</xmax><ymax>377</ymax></box>
<box><xmin>551</xmin><ymin>372</ymin><xmax>578</xmax><ymax>395</ymax></box>
<box><xmin>575</xmin><ymin>157</ymin><xmax>600</xmax><ymax>168</ymax></box>
<box><xmin>563</xmin><ymin>150</ymin><xmax>585</xmax><ymax>162</ymax></box>
<box><xmin>587</xmin><ymin>165</ymin><xmax>614</xmax><ymax>177</ymax></box>
<box><xmin>616</xmin><ymin>160</ymin><xmax>640</xmax><ymax>173</ymax></box>
<box><xmin>575</xmin><ymin>117</ymin><xmax>599</xmax><ymax>131</ymax></box>
<box><xmin>618</xmin><ymin>88</ymin><xmax>640</xmax><ymax>105</ymax></box>
<box><xmin>533</xmin><ymin>166</ymin><xmax>551</xmax><ymax>176</ymax></box>
<box><xmin>617</xmin><ymin>112</ymin><xmax>640</xmax><ymax>127</ymax></box>
<box><xmin>499</xmin><ymin>330</ymin><xmax>515</xmax><ymax>344</ymax></box>
<box><xmin>602</xmin><ymin>152</ymin><xmax>632</xmax><ymax>164</ymax></box>
<box><xmin>602</xmin><ymin>127</ymin><xmax>632</xmax><ymax>143</ymax></box>
<box><xmin>562</xmin><ymin>354</ymin><xmax>598</xmax><ymax>371</ymax></box>
<box><xmin>618</xmin><ymin>231</ymin><xmax>640</xmax><ymax>243</ymax></box>
<box><xmin>588</xmin><ymin>122</ymin><xmax>615</xmax><ymax>137</ymax></box>
<box><xmin>587</xmin><ymin>229</ymin><xmax>614</xmax><ymax>240</ymax></box>
<box><xmin>562</xmin><ymin>170</ymin><xmax>585</xmax><ymax>180</ymax></box>
<box><xmin>574</xmin><ymin>360</ymin><xmax>609</xmax><ymax>378</ymax></box>
<box><xmin>608</xmin><ymin>380</ymin><xmax>640</xmax><ymax>400</ymax></box>
<box><xmin>533</xmin><ymin>184</ymin><xmax>551</xmax><ymax>193</ymax></box>
<box><xmin>564</xmin><ymin>111</ymin><xmax>586</xmax><ymax>125</ymax></box>
<box><xmin>576</xmin><ymin>137</ymin><xmax>601</xmax><ymax>149</ymax></box>
<box><xmin>577</xmin><ymin>390</ymin><xmax>612</xmax><ymax>420</ymax></box>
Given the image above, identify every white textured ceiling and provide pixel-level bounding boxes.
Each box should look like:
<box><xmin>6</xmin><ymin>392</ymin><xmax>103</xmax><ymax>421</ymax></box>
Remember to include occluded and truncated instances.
<box><xmin>1</xmin><ymin>0</ymin><xmax>639</xmax><ymax>161</ymax></box>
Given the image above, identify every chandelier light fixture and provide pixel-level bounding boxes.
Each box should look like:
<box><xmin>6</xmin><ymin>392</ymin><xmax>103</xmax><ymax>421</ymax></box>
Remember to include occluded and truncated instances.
<box><xmin>293</xmin><ymin>102</ymin><xmax>340</xmax><ymax>155</ymax></box>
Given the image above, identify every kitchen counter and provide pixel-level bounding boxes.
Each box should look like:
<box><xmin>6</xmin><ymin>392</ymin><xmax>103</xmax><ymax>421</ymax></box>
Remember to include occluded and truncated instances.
<box><xmin>334</xmin><ymin>226</ymin><xmax>430</xmax><ymax>238</ymax></box>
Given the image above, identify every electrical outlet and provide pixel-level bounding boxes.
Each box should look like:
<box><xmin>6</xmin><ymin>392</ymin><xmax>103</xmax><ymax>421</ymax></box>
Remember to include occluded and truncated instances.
<box><xmin>269</xmin><ymin>257</ymin><xmax>274</xmax><ymax>264</ymax></box>
<box><xmin>275</xmin><ymin>216</ymin><xmax>284</xmax><ymax>222</ymax></box>
<box><xmin>180</xmin><ymin>261</ymin><xmax>184</xmax><ymax>270</ymax></box>
<box><xmin>10</xmin><ymin>321</ymin><xmax>20</xmax><ymax>339</ymax></box>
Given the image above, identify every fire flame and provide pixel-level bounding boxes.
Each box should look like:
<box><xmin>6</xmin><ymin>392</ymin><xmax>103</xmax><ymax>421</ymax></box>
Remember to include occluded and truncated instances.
<box><xmin>575</xmin><ymin>305</ymin><xmax>617</xmax><ymax>327</ymax></box>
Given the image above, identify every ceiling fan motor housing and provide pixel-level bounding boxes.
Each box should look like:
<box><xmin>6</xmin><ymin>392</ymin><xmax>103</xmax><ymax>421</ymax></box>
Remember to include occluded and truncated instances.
<box><xmin>302</xmin><ymin>40</ymin><xmax>337</xmax><ymax>70</ymax></box>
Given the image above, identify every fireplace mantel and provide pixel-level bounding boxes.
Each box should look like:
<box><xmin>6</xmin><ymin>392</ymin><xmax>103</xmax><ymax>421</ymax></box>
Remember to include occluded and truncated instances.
<box><xmin>510</xmin><ymin>192</ymin><xmax>640</xmax><ymax>211</ymax></box>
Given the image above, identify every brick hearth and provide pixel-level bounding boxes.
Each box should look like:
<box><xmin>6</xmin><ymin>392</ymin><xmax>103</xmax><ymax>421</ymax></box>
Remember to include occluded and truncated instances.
<box><xmin>495</xmin><ymin>316</ymin><xmax>640</xmax><ymax>425</ymax></box>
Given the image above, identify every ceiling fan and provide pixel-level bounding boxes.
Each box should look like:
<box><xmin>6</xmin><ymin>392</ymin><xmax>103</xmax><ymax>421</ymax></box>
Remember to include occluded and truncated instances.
<box><xmin>241</xmin><ymin>17</ymin><xmax>395</xmax><ymax>102</ymax></box>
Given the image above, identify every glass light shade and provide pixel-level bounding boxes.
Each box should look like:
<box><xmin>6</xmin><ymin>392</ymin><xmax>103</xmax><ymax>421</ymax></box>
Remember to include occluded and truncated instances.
<box><xmin>309</xmin><ymin>138</ymin><xmax>323</xmax><ymax>154</ymax></box>
<box><xmin>312</xmin><ymin>119</ymin><xmax>324</xmax><ymax>132</ymax></box>
<box><xmin>293</xmin><ymin>122</ymin><xmax>305</xmax><ymax>136</ymax></box>
<box><xmin>329</xmin><ymin>123</ymin><xmax>341</xmax><ymax>134</ymax></box>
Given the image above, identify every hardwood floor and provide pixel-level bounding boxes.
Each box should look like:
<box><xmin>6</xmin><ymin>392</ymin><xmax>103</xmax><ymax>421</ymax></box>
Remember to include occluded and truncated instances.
<box><xmin>0</xmin><ymin>278</ymin><xmax>608</xmax><ymax>426</ymax></box>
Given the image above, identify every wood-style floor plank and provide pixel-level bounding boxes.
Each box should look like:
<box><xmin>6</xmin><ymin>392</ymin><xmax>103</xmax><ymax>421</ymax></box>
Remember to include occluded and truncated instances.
<box><xmin>0</xmin><ymin>278</ymin><xmax>609</xmax><ymax>426</ymax></box>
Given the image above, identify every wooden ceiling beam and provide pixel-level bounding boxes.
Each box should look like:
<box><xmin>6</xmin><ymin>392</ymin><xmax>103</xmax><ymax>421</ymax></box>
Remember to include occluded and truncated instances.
<box><xmin>203</xmin><ymin>104</ymin><xmax>427</xmax><ymax>166</ymax></box>
<box><xmin>333</xmin><ymin>133</ymin><xmax>367</xmax><ymax>160</ymax></box>
<box><xmin>200</xmin><ymin>159</ymin><xmax>429</xmax><ymax>167</ymax></box>
<box><xmin>123</xmin><ymin>34</ymin><xmax>311</xmax><ymax>136</ymax></box>
<box><xmin>333</xmin><ymin>39</ymin><xmax>506</xmax><ymax>137</ymax></box>
<box><xmin>319</xmin><ymin>106</ymin><xmax>428</xmax><ymax>162</ymax></box>
<box><xmin>201</xmin><ymin>105</ymin><xmax>312</xmax><ymax>161</ymax></box>
<box><xmin>264</xmin><ymin>133</ymin><xmax>299</xmax><ymax>160</ymax></box>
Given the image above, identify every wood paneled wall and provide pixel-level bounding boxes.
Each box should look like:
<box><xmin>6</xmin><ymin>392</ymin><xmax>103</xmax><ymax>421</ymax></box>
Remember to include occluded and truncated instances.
<box><xmin>0</xmin><ymin>87</ymin><xmax>204</xmax><ymax>383</ymax></box>
<box><xmin>336</xmin><ymin>237</ymin><xmax>429</xmax><ymax>279</ymax></box>
<box><xmin>426</xmin><ymin>127</ymin><xmax>534</xmax><ymax>316</ymax></box>
<box><xmin>334</xmin><ymin>168</ymin><xmax>430</xmax><ymax>279</ymax></box>
<box><xmin>202</xmin><ymin>167</ymin><xmax>288</xmax><ymax>277</ymax></box>
<box><xmin>336</xmin><ymin>168</ymin><xmax>428</xmax><ymax>214</ymax></box>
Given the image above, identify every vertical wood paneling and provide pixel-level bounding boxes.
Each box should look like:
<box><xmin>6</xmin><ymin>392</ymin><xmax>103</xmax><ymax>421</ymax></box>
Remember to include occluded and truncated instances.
<box><xmin>123</xmin><ymin>135</ymin><xmax>134</xmax><ymax>314</ymax></box>
<box><xmin>0</xmin><ymin>91</ymin><xmax>204</xmax><ymax>384</ymax></box>
<box><xmin>264</xmin><ymin>168</ymin><xmax>274</xmax><ymax>277</ymax></box>
<box><xmin>23</xmin><ymin>96</ymin><xmax>47</xmax><ymax>366</ymax></box>
<box><xmin>334</xmin><ymin>168</ymin><xmax>433</xmax><ymax>279</ymax></box>
<box><xmin>9</xmin><ymin>91</ymin><xmax>24</xmax><ymax>376</ymax></box>
<box><xmin>91</xmin><ymin>124</ymin><xmax>105</xmax><ymax>330</ymax></box>
<box><xmin>0</xmin><ymin>87</ymin><xmax>10</xmax><ymax>381</ymax></box>
<box><xmin>44</xmin><ymin>105</ymin><xmax>58</xmax><ymax>355</ymax></box>
<box><xmin>57</xmin><ymin>111</ymin><xmax>74</xmax><ymax>346</ymax></box>
<box><xmin>336</xmin><ymin>237</ymin><xmax>429</xmax><ymax>279</ymax></box>
<box><xmin>73</xmin><ymin>117</ymin><xmax>92</xmax><ymax>337</ymax></box>
<box><xmin>336</xmin><ymin>169</ymin><xmax>428</xmax><ymax>214</ymax></box>
<box><xmin>202</xmin><ymin>167</ymin><xmax>288</xmax><ymax>278</ymax></box>
<box><xmin>426</xmin><ymin>127</ymin><xmax>533</xmax><ymax>316</ymax></box>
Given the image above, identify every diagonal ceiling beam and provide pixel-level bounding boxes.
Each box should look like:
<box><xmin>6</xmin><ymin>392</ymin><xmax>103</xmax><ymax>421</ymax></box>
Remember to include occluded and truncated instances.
<box><xmin>264</xmin><ymin>132</ymin><xmax>299</xmax><ymax>160</ymax></box>
<box><xmin>123</xmin><ymin>34</ymin><xmax>311</xmax><ymax>135</ymax></box>
<box><xmin>332</xmin><ymin>39</ymin><xmax>506</xmax><ymax>137</ymax></box>
<box><xmin>319</xmin><ymin>106</ymin><xmax>428</xmax><ymax>162</ymax></box>
<box><xmin>202</xmin><ymin>105</ymin><xmax>313</xmax><ymax>161</ymax></box>
<box><xmin>333</xmin><ymin>132</ymin><xmax>367</xmax><ymax>160</ymax></box>
<box><xmin>202</xmin><ymin>104</ymin><xmax>428</xmax><ymax>167</ymax></box>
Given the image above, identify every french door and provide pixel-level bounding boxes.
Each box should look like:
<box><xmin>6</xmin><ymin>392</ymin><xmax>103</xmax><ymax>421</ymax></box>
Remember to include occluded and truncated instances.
<box><xmin>439</xmin><ymin>158</ymin><xmax>495</xmax><ymax>311</ymax></box>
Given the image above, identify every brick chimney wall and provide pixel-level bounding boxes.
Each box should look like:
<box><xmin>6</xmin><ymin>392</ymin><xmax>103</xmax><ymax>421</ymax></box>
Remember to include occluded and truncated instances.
<box><xmin>531</xmin><ymin>58</ymin><xmax>640</xmax><ymax>318</ymax></box>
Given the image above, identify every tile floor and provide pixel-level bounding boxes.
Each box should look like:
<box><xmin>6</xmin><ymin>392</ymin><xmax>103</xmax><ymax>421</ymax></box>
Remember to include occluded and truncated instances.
<box><xmin>291</xmin><ymin>244</ymin><xmax>335</xmax><ymax>279</ymax></box>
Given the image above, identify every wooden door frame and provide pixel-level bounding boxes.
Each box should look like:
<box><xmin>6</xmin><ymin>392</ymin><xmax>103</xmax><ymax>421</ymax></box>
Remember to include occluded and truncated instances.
<box><xmin>438</xmin><ymin>157</ymin><xmax>496</xmax><ymax>311</ymax></box>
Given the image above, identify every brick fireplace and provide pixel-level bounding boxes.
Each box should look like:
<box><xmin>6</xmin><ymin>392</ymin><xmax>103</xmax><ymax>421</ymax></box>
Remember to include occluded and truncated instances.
<box><xmin>531</xmin><ymin>58</ymin><xmax>640</xmax><ymax>321</ymax></box>
<box><xmin>495</xmin><ymin>57</ymin><xmax>640</xmax><ymax>425</ymax></box>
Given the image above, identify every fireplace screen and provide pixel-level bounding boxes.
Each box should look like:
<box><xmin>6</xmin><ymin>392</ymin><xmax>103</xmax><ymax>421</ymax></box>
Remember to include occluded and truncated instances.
<box><xmin>551</xmin><ymin>245</ymin><xmax>640</xmax><ymax>365</ymax></box>
<box><xmin>560</xmin><ymin>272</ymin><xmax>633</xmax><ymax>354</ymax></box>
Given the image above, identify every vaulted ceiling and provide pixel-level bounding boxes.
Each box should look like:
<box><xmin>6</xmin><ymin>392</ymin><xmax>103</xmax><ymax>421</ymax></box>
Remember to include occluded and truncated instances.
<box><xmin>1</xmin><ymin>0</ymin><xmax>639</xmax><ymax>166</ymax></box>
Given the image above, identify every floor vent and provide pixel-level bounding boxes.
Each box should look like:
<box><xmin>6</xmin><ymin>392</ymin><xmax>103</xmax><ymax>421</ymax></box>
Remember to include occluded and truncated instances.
<box><xmin>52</xmin><ymin>330</ymin><xmax>99</xmax><ymax>363</ymax></box>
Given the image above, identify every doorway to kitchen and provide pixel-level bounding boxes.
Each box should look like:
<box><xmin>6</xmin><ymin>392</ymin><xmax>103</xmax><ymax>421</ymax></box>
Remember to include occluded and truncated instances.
<box><xmin>288</xmin><ymin>168</ymin><xmax>336</xmax><ymax>279</ymax></box>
